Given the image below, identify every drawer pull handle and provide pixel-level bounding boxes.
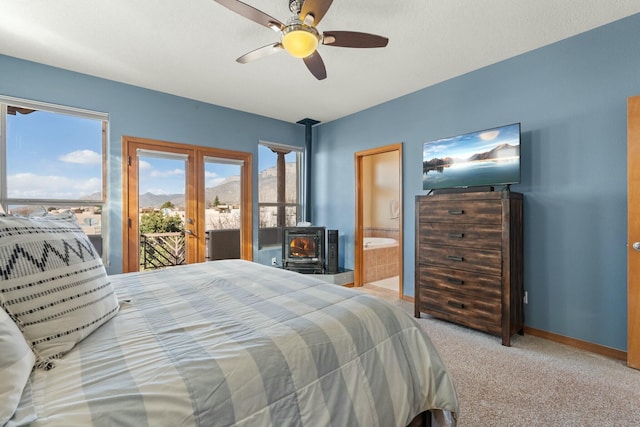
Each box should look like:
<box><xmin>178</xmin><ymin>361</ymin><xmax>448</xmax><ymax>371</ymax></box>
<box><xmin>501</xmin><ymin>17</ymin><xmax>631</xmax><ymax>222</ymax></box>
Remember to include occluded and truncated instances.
<box><xmin>447</xmin><ymin>278</ymin><xmax>464</xmax><ymax>285</ymax></box>
<box><xmin>447</xmin><ymin>255</ymin><xmax>464</xmax><ymax>262</ymax></box>
<box><xmin>448</xmin><ymin>301</ymin><xmax>464</xmax><ymax>309</ymax></box>
<box><xmin>448</xmin><ymin>233</ymin><xmax>464</xmax><ymax>239</ymax></box>
<box><xmin>448</xmin><ymin>209</ymin><xmax>464</xmax><ymax>215</ymax></box>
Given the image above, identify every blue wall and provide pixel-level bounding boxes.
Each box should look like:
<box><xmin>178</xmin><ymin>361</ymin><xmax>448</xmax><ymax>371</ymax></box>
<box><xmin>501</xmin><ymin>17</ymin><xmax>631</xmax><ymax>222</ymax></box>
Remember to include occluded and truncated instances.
<box><xmin>2</xmin><ymin>13</ymin><xmax>639</xmax><ymax>351</ymax></box>
<box><xmin>0</xmin><ymin>54</ymin><xmax>305</xmax><ymax>273</ymax></box>
<box><xmin>312</xmin><ymin>13</ymin><xmax>640</xmax><ymax>351</ymax></box>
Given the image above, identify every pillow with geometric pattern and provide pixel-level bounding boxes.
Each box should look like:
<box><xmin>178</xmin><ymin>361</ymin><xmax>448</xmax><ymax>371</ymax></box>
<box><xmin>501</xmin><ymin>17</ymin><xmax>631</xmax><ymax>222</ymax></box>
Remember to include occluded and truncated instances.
<box><xmin>0</xmin><ymin>215</ymin><xmax>119</xmax><ymax>369</ymax></box>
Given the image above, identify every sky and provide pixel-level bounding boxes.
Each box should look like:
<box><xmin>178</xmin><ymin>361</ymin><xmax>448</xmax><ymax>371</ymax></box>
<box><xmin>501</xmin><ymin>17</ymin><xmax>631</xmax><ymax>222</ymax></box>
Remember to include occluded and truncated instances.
<box><xmin>137</xmin><ymin>156</ymin><xmax>243</xmax><ymax>195</ymax></box>
<box><xmin>5</xmin><ymin>109</ymin><xmax>291</xmax><ymax>199</ymax></box>
<box><xmin>6</xmin><ymin>110</ymin><xmax>103</xmax><ymax>200</ymax></box>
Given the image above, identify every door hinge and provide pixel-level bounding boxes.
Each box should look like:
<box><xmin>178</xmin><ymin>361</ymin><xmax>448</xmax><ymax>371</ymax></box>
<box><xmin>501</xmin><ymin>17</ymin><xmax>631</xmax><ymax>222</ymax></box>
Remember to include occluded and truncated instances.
<box><xmin>128</xmin><ymin>217</ymin><xmax>132</xmax><ymax>228</ymax></box>
<box><xmin>128</xmin><ymin>156</ymin><xmax>132</xmax><ymax>166</ymax></box>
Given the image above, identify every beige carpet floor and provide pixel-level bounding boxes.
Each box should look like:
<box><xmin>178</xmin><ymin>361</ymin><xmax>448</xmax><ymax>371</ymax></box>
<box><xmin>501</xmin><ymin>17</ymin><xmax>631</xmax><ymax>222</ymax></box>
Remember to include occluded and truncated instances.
<box><xmin>358</xmin><ymin>284</ymin><xmax>640</xmax><ymax>427</ymax></box>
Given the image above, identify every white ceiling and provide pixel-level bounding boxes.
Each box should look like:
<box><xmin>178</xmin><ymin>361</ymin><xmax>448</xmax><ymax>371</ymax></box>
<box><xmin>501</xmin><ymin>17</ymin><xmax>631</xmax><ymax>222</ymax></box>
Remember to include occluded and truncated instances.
<box><xmin>1</xmin><ymin>1</ymin><xmax>639</xmax><ymax>124</ymax></box>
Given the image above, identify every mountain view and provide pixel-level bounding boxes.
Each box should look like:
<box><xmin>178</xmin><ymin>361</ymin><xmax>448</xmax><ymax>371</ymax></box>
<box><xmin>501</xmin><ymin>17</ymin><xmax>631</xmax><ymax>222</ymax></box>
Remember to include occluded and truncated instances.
<box><xmin>423</xmin><ymin>143</ymin><xmax>519</xmax><ymax>169</ymax></box>
<box><xmin>136</xmin><ymin>163</ymin><xmax>297</xmax><ymax>209</ymax></box>
<box><xmin>467</xmin><ymin>143</ymin><xmax>519</xmax><ymax>162</ymax></box>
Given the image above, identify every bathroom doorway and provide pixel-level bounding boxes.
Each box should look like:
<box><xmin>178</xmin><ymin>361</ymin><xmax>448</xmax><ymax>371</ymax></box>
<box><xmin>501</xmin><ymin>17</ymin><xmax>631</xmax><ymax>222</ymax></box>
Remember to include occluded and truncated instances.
<box><xmin>354</xmin><ymin>143</ymin><xmax>403</xmax><ymax>298</ymax></box>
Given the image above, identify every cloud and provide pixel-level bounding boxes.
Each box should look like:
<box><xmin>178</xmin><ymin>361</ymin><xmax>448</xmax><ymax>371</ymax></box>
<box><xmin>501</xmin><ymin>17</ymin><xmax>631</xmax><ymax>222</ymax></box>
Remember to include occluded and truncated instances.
<box><xmin>8</xmin><ymin>173</ymin><xmax>101</xmax><ymax>199</ymax></box>
<box><xmin>478</xmin><ymin>130</ymin><xmax>500</xmax><ymax>141</ymax></box>
<box><xmin>59</xmin><ymin>150</ymin><xmax>102</xmax><ymax>165</ymax></box>
<box><xmin>204</xmin><ymin>171</ymin><xmax>225</xmax><ymax>187</ymax></box>
<box><xmin>149</xmin><ymin>168</ymin><xmax>185</xmax><ymax>178</ymax></box>
<box><xmin>138</xmin><ymin>160</ymin><xmax>152</xmax><ymax>170</ymax></box>
<box><xmin>145</xmin><ymin>188</ymin><xmax>175</xmax><ymax>195</ymax></box>
<box><xmin>206</xmin><ymin>177</ymin><xmax>226</xmax><ymax>187</ymax></box>
<box><xmin>423</xmin><ymin>143</ymin><xmax>449</xmax><ymax>157</ymax></box>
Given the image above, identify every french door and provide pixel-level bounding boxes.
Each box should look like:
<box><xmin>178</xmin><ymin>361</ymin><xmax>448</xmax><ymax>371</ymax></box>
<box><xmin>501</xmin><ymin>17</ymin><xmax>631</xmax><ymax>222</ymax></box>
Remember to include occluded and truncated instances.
<box><xmin>122</xmin><ymin>136</ymin><xmax>252</xmax><ymax>272</ymax></box>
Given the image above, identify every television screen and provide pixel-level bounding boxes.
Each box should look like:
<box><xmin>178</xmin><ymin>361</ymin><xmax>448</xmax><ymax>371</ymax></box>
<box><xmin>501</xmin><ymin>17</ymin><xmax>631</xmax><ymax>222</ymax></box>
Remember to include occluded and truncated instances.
<box><xmin>422</xmin><ymin>122</ymin><xmax>521</xmax><ymax>190</ymax></box>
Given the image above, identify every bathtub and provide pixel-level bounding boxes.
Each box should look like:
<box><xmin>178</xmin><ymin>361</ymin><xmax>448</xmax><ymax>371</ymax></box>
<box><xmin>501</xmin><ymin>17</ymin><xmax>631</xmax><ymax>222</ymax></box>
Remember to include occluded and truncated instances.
<box><xmin>363</xmin><ymin>237</ymin><xmax>399</xmax><ymax>283</ymax></box>
<box><xmin>364</xmin><ymin>237</ymin><xmax>397</xmax><ymax>249</ymax></box>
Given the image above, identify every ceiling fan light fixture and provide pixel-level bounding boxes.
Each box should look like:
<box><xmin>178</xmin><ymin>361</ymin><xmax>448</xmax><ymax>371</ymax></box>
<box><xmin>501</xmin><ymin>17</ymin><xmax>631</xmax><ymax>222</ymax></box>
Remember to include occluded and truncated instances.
<box><xmin>282</xmin><ymin>25</ymin><xmax>319</xmax><ymax>58</ymax></box>
<box><xmin>213</xmin><ymin>0</ymin><xmax>389</xmax><ymax>80</ymax></box>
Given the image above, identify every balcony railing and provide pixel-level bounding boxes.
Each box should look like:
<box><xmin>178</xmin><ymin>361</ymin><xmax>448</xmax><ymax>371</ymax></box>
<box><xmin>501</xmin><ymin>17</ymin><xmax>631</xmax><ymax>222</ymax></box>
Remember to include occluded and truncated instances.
<box><xmin>139</xmin><ymin>230</ymin><xmax>241</xmax><ymax>270</ymax></box>
<box><xmin>140</xmin><ymin>232</ymin><xmax>186</xmax><ymax>270</ymax></box>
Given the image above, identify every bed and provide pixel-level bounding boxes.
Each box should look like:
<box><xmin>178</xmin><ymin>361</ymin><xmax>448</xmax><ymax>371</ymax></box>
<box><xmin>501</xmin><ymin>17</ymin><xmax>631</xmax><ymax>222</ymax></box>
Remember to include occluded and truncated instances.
<box><xmin>0</xmin><ymin>215</ymin><xmax>458</xmax><ymax>427</ymax></box>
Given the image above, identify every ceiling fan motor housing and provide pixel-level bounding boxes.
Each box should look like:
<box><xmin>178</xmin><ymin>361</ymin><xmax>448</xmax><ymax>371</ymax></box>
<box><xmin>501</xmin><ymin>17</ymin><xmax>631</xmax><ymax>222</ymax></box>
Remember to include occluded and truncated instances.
<box><xmin>289</xmin><ymin>0</ymin><xmax>305</xmax><ymax>14</ymax></box>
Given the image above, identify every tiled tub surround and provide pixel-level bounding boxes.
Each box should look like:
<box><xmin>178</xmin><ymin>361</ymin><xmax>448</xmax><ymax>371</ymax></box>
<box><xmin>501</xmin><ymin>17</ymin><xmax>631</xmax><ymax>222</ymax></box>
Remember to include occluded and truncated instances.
<box><xmin>363</xmin><ymin>228</ymin><xmax>399</xmax><ymax>284</ymax></box>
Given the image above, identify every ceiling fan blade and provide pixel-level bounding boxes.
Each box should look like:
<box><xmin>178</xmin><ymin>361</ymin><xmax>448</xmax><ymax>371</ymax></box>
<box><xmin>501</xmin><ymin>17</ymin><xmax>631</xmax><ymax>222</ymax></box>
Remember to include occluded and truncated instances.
<box><xmin>322</xmin><ymin>31</ymin><xmax>389</xmax><ymax>48</ymax></box>
<box><xmin>214</xmin><ymin>0</ymin><xmax>284</xmax><ymax>31</ymax></box>
<box><xmin>303</xmin><ymin>52</ymin><xmax>327</xmax><ymax>80</ymax></box>
<box><xmin>300</xmin><ymin>0</ymin><xmax>333</xmax><ymax>26</ymax></box>
<box><xmin>236</xmin><ymin>43</ymin><xmax>284</xmax><ymax>63</ymax></box>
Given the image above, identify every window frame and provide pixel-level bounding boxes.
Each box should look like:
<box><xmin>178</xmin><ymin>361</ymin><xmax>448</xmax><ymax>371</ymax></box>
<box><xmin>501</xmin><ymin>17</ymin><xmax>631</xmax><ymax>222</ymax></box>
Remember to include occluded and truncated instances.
<box><xmin>0</xmin><ymin>95</ymin><xmax>109</xmax><ymax>259</ymax></box>
<box><xmin>258</xmin><ymin>140</ymin><xmax>304</xmax><ymax>248</ymax></box>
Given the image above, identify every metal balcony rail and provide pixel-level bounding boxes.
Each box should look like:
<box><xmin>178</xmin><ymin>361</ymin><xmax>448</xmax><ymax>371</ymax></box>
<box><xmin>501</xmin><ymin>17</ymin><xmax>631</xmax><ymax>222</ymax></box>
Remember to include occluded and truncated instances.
<box><xmin>139</xmin><ymin>229</ymin><xmax>244</xmax><ymax>270</ymax></box>
<box><xmin>140</xmin><ymin>232</ymin><xmax>186</xmax><ymax>270</ymax></box>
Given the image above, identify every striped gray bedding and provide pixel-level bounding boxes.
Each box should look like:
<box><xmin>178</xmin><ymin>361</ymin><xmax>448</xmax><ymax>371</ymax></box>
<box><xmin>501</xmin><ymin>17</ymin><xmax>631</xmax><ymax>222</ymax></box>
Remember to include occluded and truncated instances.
<box><xmin>17</xmin><ymin>260</ymin><xmax>458</xmax><ymax>427</ymax></box>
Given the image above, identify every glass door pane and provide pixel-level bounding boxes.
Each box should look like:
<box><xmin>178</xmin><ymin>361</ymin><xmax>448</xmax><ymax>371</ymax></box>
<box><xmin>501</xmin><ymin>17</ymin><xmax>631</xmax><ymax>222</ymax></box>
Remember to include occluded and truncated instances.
<box><xmin>137</xmin><ymin>150</ymin><xmax>188</xmax><ymax>270</ymax></box>
<box><xmin>204</xmin><ymin>157</ymin><xmax>242</xmax><ymax>260</ymax></box>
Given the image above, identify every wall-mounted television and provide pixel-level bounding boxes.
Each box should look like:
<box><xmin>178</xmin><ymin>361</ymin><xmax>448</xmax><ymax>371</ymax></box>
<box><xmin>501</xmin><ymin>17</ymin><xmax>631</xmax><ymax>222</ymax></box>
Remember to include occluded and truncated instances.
<box><xmin>422</xmin><ymin>122</ymin><xmax>521</xmax><ymax>191</ymax></box>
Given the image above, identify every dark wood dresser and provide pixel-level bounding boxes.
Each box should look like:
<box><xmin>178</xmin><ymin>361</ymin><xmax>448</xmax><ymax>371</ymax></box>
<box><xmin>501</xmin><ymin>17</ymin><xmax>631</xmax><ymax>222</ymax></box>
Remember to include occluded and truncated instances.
<box><xmin>414</xmin><ymin>190</ymin><xmax>524</xmax><ymax>346</ymax></box>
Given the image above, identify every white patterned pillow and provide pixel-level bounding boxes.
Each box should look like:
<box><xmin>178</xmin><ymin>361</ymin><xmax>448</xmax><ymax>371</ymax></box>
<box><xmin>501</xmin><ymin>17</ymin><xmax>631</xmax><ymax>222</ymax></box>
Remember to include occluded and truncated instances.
<box><xmin>0</xmin><ymin>215</ymin><xmax>119</xmax><ymax>369</ymax></box>
<box><xmin>0</xmin><ymin>309</ymin><xmax>35</xmax><ymax>425</ymax></box>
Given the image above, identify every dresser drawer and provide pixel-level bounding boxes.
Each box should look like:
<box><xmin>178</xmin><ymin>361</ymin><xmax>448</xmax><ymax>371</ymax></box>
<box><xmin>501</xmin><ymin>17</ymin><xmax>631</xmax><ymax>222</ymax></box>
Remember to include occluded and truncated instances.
<box><xmin>418</xmin><ymin>222</ymin><xmax>502</xmax><ymax>250</ymax></box>
<box><xmin>417</xmin><ymin>265</ymin><xmax>501</xmax><ymax>300</ymax></box>
<box><xmin>418</xmin><ymin>200</ymin><xmax>502</xmax><ymax>224</ymax></box>
<box><xmin>417</xmin><ymin>288</ymin><xmax>501</xmax><ymax>335</ymax></box>
<box><xmin>418</xmin><ymin>245</ymin><xmax>501</xmax><ymax>276</ymax></box>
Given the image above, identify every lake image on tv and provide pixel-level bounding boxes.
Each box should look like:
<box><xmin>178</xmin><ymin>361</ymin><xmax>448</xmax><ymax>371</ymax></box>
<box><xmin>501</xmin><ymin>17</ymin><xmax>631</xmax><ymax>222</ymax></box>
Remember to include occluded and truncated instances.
<box><xmin>422</xmin><ymin>123</ymin><xmax>520</xmax><ymax>190</ymax></box>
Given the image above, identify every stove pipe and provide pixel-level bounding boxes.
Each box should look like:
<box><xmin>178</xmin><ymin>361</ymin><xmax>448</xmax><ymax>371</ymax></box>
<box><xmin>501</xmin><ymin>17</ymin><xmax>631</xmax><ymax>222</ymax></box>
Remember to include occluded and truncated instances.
<box><xmin>296</xmin><ymin>118</ymin><xmax>320</xmax><ymax>223</ymax></box>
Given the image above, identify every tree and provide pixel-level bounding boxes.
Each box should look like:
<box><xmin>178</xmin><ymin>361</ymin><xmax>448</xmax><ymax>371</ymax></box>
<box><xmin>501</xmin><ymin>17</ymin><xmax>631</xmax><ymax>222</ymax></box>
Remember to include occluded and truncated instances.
<box><xmin>214</xmin><ymin>196</ymin><xmax>221</xmax><ymax>207</ymax></box>
<box><xmin>139</xmin><ymin>211</ymin><xmax>185</xmax><ymax>270</ymax></box>
<box><xmin>160</xmin><ymin>201</ymin><xmax>175</xmax><ymax>210</ymax></box>
<box><xmin>140</xmin><ymin>211</ymin><xmax>184</xmax><ymax>233</ymax></box>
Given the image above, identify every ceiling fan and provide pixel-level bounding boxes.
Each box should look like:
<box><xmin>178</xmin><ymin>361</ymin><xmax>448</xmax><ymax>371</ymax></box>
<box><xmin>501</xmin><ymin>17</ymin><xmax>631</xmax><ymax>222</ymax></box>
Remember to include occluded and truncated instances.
<box><xmin>213</xmin><ymin>0</ymin><xmax>389</xmax><ymax>80</ymax></box>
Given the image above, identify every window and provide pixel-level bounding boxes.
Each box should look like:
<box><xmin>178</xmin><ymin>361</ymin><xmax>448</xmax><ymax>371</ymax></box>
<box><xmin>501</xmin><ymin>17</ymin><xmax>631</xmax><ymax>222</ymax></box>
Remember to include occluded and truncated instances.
<box><xmin>0</xmin><ymin>96</ymin><xmax>108</xmax><ymax>256</ymax></box>
<box><xmin>258</xmin><ymin>142</ymin><xmax>302</xmax><ymax>247</ymax></box>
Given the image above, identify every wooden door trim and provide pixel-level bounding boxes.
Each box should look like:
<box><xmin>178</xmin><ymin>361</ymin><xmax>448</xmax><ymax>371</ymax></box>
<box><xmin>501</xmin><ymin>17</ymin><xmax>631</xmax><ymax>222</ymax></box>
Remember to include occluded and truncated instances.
<box><xmin>354</xmin><ymin>143</ymin><xmax>403</xmax><ymax>298</ymax></box>
<box><xmin>122</xmin><ymin>136</ymin><xmax>252</xmax><ymax>272</ymax></box>
<box><xmin>628</xmin><ymin>96</ymin><xmax>640</xmax><ymax>368</ymax></box>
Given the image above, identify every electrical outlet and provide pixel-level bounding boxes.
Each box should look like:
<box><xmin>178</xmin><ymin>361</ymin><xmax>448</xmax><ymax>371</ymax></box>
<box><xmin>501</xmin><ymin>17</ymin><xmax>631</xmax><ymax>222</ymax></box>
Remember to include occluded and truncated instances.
<box><xmin>523</xmin><ymin>291</ymin><xmax>528</xmax><ymax>304</ymax></box>
<box><xmin>271</xmin><ymin>257</ymin><xmax>277</xmax><ymax>266</ymax></box>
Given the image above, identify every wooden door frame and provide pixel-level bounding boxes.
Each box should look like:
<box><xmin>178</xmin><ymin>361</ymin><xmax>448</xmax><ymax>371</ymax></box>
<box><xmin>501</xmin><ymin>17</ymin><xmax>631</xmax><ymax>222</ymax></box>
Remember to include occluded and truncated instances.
<box><xmin>122</xmin><ymin>136</ymin><xmax>252</xmax><ymax>272</ymax></box>
<box><xmin>628</xmin><ymin>96</ymin><xmax>640</xmax><ymax>369</ymax></box>
<box><xmin>354</xmin><ymin>143</ymin><xmax>403</xmax><ymax>298</ymax></box>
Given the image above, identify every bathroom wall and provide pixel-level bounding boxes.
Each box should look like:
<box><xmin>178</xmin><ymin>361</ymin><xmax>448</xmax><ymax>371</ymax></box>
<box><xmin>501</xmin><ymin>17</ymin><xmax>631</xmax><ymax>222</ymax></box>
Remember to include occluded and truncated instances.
<box><xmin>362</xmin><ymin>150</ymin><xmax>400</xmax><ymax>238</ymax></box>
